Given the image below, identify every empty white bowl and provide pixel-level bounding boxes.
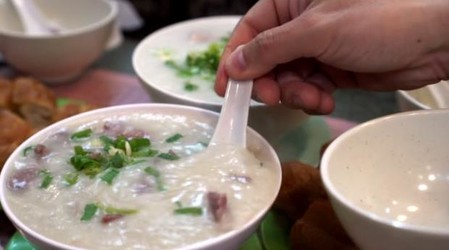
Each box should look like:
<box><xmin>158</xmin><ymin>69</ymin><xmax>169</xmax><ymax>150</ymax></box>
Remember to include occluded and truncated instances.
<box><xmin>132</xmin><ymin>16</ymin><xmax>308</xmax><ymax>149</ymax></box>
<box><xmin>321</xmin><ymin>110</ymin><xmax>449</xmax><ymax>250</ymax></box>
<box><xmin>0</xmin><ymin>103</ymin><xmax>281</xmax><ymax>250</ymax></box>
<box><xmin>0</xmin><ymin>0</ymin><xmax>119</xmax><ymax>83</ymax></box>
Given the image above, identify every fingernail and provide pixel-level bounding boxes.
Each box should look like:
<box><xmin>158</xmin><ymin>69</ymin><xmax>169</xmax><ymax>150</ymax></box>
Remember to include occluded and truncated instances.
<box><xmin>228</xmin><ymin>46</ymin><xmax>247</xmax><ymax>72</ymax></box>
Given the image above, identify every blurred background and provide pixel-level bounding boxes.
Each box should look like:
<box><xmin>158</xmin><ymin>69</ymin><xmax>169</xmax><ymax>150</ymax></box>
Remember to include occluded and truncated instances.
<box><xmin>123</xmin><ymin>0</ymin><xmax>258</xmax><ymax>38</ymax></box>
<box><xmin>112</xmin><ymin>0</ymin><xmax>398</xmax><ymax>123</ymax></box>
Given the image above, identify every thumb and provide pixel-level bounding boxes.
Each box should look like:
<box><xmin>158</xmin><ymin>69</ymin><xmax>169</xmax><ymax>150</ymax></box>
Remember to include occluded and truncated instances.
<box><xmin>225</xmin><ymin>16</ymin><xmax>329</xmax><ymax>80</ymax></box>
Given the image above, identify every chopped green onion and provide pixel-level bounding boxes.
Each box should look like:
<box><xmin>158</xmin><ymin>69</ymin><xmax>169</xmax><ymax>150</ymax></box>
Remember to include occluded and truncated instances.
<box><xmin>100</xmin><ymin>135</ymin><xmax>114</xmax><ymax>151</ymax></box>
<box><xmin>165</xmin><ymin>133</ymin><xmax>183</xmax><ymax>143</ymax></box>
<box><xmin>70</xmin><ymin>154</ymin><xmax>98</xmax><ymax>171</ymax></box>
<box><xmin>174</xmin><ymin>207</ymin><xmax>203</xmax><ymax>216</ymax></box>
<box><xmin>23</xmin><ymin>146</ymin><xmax>34</xmax><ymax>156</ymax></box>
<box><xmin>114</xmin><ymin>136</ymin><xmax>127</xmax><ymax>150</ymax></box>
<box><xmin>162</xmin><ymin>36</ymin><xmax>229</xmax><ymax>91</ymax></box>
<box><xmin>70</xmin><ymin>129</ymin><xmax>92</xmax><ymax>140</ymax></box>
<box><xmin>70</xmin><ymin>145</ymin><xmax>105</xmax><ymax>177</ymax></box>
<box><xmin>64</xmin><ymin>172</ymin><xmax>79</xmax><ymax>186</ymax></box>
<box><xmin>39</xmin><ymin>170</ymin><xmax>53</xmax><ymax>189</ymax></box>
<box><xmin>164</xmin><ymin>60</ymin><xmax>180</xmax><ymax>70</ymax></box>
<box><xmin>132</xmin><ymin>148</ymin><xmax>159</xmax><ymax>158</ymax></box>
<box><xmin>107</xmin><ymin>153</ymin><xmax>125</xmax><ymax>169</ymax></box>
<box><xmin>103</xmin><ymin>206</ymin><xmax>138</xmax><ymax>215</ymax></box>
<box><xmin>144</xmin><ymin>166</ymin><xmax>160</xmax><ymax>177</ymax></box>
<box><xmin>101</xmin><ymin>135</ymin><xmax>154</xmax><ymax>157</ymax></box>
<box><xmin>74</xmin><ymin>145</ymin><xmax>87</xmax><ymax>156</ymax></box>
<box><xmin>158</xmin><ymin>152</ymin><xmax>180</xmax><ymax>161</ymax></box>
<box><xmin>81</xmin><ymin>203</ymin><xmax>98</xmax><ymax>221</ymax></box>
<box><xmin>129</xmin><ymin>137</ymin><xmax>151</xmax><ymax>151</ymax></box>
<box><xmin>82</xmin><ymin>162</ymin><xmax>102</xmax><ymax>177</ymax></box>
<box><xmin>144</xmin><ymin>166</ymin><xmax>165</xmax><ymax>191</ymax></box>
<box><xmin>128</xmin><ymin>159</ymin><xmax>146</xmax><ymax>165</ymax></box>
<box><xmin>101</xmin><ymin>168</ymin><xmax>120</xmax><ymax>185</ymax></box>
<box><xmin>184</xmin><ymin>82</ymin><xmax>199</xmax><ymax>92</ymax></box>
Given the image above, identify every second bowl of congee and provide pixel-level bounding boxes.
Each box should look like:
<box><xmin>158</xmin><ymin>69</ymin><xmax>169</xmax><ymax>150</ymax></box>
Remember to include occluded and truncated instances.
<box><xmin>0</xmin><ymin>103</ymin><xmax>281</xmax><ymax>250</ymax></box>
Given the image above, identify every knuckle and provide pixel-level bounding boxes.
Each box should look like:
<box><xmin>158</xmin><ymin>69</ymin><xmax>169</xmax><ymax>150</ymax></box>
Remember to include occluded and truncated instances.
<box><xmin>253</xmin><ymin>29</ymin><xmax>279</xmax><ymax>53</ymax></box>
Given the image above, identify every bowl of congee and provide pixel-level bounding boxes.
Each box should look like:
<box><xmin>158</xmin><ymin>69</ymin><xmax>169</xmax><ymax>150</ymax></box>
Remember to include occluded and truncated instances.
<box><xmin>132</xmin><ymin>16</ymin><xmax>308</xmax><ymax>150</ymax></box>
<box><xmin>0</xmin><ymin>104</ymin><xmax>281</xmax><ymax>250</ymax></box>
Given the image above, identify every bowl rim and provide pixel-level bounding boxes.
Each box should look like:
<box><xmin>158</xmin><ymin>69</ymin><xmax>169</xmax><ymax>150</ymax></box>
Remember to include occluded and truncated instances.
<box><xmin>132</xmin><ymin>15</ymin><xmax>266</xmax><ymax>108</ymax></box>
<box><xmin>0</xmin><ymin>103</ymin><xmax>282</xmax><ymax>250</ymax></box>
<box><xmin>0</xmin><ymin>0</ymin><xmax>117</xmax><ymax>39</ymax></box>
<box><xmin>321</xmin><ymin>109</ymin><xmax>449</xmax><ymax>236</ymax></box>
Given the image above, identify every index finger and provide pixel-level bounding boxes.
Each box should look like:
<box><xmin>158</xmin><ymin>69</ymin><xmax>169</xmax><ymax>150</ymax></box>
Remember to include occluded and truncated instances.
<box><xmin>215</xmin><ymin>0</ymin><xmax>290</xmax><ymax>95</ymax></box>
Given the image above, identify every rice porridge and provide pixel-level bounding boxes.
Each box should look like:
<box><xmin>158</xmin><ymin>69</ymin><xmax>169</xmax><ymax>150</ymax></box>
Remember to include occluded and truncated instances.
<box><xmin>3</xmin><ymin>113</ymin><xmax>279</xmax><ymax>249</ymax></box>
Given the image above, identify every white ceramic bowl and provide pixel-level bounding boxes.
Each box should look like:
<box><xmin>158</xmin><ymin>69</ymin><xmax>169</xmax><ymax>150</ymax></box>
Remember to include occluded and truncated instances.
<box><xmin>0</xmin><ymin>0</ymin><xmax>119</xmax><ymax>83</ymax></box>
<box><xmin>132</xmin><ymin>16</ymin><xmax>308</xmax><ymax>150</ymax></box>
<box><xmin>321</xmin><ymin>110</ymin><xmax>449</xmax><ymax>250</ymax></box>
<box><xmin>0</xmin><ymin>103</ymin><xmax>281</xmax><ymax>250</ymax></box>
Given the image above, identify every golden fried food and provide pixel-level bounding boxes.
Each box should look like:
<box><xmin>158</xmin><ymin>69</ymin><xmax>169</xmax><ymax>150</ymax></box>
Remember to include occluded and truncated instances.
<box><xmin>0</xmin><ymin>109</ymin><xmax>33</xmax><ymax>145</ymax></box>
<box><xmin>0</xmin><ymin>78</ymin><xmax>13</xmax><ymax>109</ymax></box>
<box><xmin>12</xmin><ymin>77</ymin><xmax>57</xmax><ymax>129</ymax></box>
<box><xmin>53</xmin><ymin>103</ymin><xmax>97</xmax><ymax>122</ymax></box>
<box><xmin>290</xmin><ymin>200</ymin><xmax>357</xmax><ymax>250</ymax></box>
<box><xmin>273</xmin><ymin>161</ymin><xmax>327</xmax><ymax>221</ymax></box>
<box><xmin>0</xmin><ymin>76</ymin><xmax>98</xmax><ymax>169</ymax></box>
<box><xmin>0</xmin><ymin>109</ymin><xmax>33</xmax><ymax>166</ymax></box>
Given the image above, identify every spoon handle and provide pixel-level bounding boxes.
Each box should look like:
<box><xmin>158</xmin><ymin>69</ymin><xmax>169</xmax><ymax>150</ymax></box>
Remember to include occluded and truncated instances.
<box><xmin>10</xmin><ymin>0</ymin><xmax>56</xmax><ymax>35</ymax></box>
<box><xmin>210</xmin><ymin>79</ymin><xmax>253</xmax><ymax>147</ymax></box>
<box><xmin>428</xmin><ymin>83</ymin><xmax>448</xmax><ymax>109</ymax></box>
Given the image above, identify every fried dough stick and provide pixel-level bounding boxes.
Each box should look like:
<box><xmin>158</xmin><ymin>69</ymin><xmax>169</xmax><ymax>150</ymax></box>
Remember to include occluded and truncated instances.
<box><xmin>290</xmin><ymin>200</ymin><xmax>357</xmax><ymax>250</ymax></box>
<box><xmin>11</xmin><ymin>77</ymin><xmax>56</xmax><ymax>129</ymax></box>
<box><xmin>274</xmin><ymin>161</ymin><xmax>327</xmax><ymax>221</ymax></box>
<box><xmin>0</xmin><ymin>78</ymin><xmax>13</xmax><ymax>109</ymax></box>
<box><xmin>0</xmin><ymin>109</ymin><xmax>33</xmax><ymax>167</ymax></box>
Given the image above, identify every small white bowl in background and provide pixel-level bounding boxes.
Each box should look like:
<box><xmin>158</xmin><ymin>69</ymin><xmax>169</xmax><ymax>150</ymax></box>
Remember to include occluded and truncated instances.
<box><xmin>321</xmin><ymin>110</ymin><xmax>449</xmax><ymax>250</ymax></box>
<box><xmin>0</xmin><ymin>103</ymin><xmax>282</xmax><ymax>250</ymax></box>
<box><xmin>0</xmin><ymin>0</ymin><xmax>119</xmax><ymax>83</ymax></box>
<box><xmin>132</xmin><ymin>16</ymin><xmax>308</xmax><ymax>152</ymax></box>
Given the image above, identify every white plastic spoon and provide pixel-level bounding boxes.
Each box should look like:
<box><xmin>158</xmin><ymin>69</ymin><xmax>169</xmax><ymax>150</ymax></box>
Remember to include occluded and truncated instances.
<box><xmin>10</xmin><ymin>0</ymin><xmax>62</xmax><ymax>36</ymax></box>
<box><xmin>209</xmin><ymin>79</ymin><xmax>253</xmax><ymax>147</ymax></box>
<box><xmin>427</xmin><ymin>83</ymin><xmax>449</xmax><ymax>109</ymax></box>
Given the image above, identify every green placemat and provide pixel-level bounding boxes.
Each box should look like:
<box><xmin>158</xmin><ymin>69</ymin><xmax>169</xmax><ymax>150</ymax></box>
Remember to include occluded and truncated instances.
<box><xmin>6</xmin><ymin>233</ymin><xmax>35</xmax><ymax>250</ymax></box>
<box><xmin>274</xmin><ymin>116</ymin><xmax>331</xmax><ymax>165</ymax></box>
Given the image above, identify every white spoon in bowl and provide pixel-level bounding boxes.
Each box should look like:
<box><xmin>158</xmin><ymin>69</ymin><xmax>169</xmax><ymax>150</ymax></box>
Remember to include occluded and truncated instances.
<box><xmin>9</xmin><ymin>0</ymin><xmax>62</xmax><ymax>36</ymax></box>
<box><xmin>209</xmin><ymin>79</ymin><xmax>253</xmax><ymax>147</ymax></box>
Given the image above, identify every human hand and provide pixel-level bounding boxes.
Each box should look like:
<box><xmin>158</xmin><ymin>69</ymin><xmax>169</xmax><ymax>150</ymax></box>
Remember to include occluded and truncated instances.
<box><xmin>215</xmin><ymin>0</ymin><xmax>449</xmax><ymax>114</ymax></box>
